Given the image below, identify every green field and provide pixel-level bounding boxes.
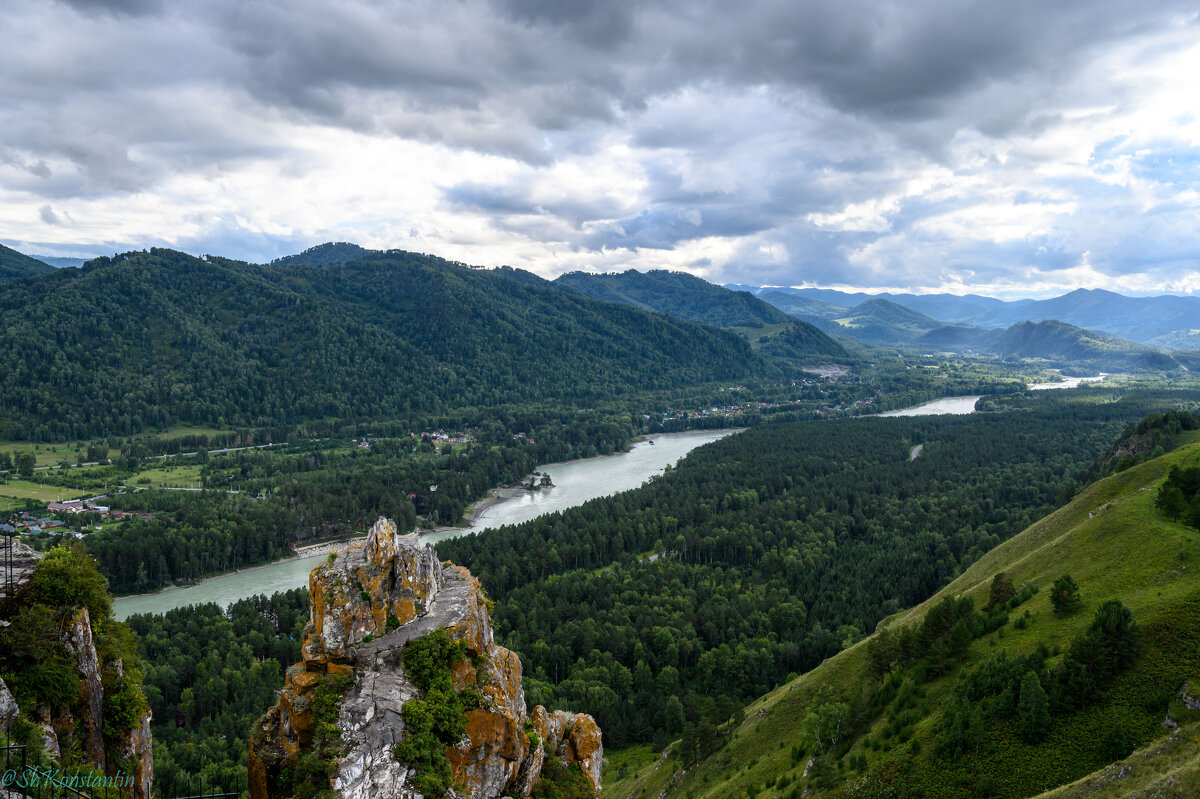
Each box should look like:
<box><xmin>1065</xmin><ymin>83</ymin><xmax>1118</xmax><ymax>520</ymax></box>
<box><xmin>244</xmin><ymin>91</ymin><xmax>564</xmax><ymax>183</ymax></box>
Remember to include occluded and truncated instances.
<box><xmin>725</xmin><ymin>321</ymin><xmax>795</xmax><ymax>350</ymax></box>
<box><xmin>0</xmin><ymin>425</ymin><xmax>230</xmax><ymax>470</ymax></box>
<box><xmin>0</xmin><ymin>478</ymin><xmax>87</xmax><ymax>510</ymax></box>
<box><xmin>152</xmin><ymin>425</ymin><xmax>227</xmax><ymax>441</ymax></box>
<box><xmin>0</xmin><ymin>440</ymin><xmax>90</xmax><ymax>467</ymax></box>
<box><xmin>126</xmin><ymin>463</ymin><xmax>205</xmax><ymax>488</ymax></box>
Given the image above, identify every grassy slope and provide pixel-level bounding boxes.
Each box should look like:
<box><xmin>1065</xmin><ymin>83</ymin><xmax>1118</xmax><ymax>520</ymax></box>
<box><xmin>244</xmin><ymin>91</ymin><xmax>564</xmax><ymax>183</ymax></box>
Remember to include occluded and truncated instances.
<box><xmin>608</xmin><ymin>435</ymin><xmax>1200</xmax><ymax>799</ymax></box>
<box><xmin>1030</xmin><ymin>721</ymin><xmax>1200</xmax><ymax>799</ymax></box>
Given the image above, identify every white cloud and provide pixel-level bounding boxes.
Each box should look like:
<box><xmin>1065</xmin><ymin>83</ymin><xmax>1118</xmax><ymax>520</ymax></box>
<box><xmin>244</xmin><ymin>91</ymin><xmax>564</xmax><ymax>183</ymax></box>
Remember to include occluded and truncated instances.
<box><xmin>1</xmin><ymin>0</ymin><xmax>1199</xmax><ymax>296</ymax></box>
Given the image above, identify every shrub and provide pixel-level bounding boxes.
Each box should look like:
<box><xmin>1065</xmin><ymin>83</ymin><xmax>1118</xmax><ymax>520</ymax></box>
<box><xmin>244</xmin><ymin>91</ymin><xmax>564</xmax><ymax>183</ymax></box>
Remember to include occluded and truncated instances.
<box><xmin>1101</xmin><ymin>724</ymin><xmax>1133</xmax><ymax>761</ymax></box>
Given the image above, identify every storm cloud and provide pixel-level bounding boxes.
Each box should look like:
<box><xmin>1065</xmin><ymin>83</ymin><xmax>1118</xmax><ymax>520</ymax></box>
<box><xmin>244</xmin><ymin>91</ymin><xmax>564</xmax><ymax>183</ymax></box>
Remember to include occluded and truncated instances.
<box><xmin>1</xmin><ymin>0</ymin><xmax>1198</xmax><ymax>294</ymax></box>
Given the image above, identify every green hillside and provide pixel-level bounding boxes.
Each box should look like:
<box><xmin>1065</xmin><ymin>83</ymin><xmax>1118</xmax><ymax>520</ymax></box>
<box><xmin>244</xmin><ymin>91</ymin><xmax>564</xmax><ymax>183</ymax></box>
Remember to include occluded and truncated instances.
<box><xmin>0</xmin><ymin>242</ymin><xmax>55</xmax><ymax>282</ymax></box>
<box><xmin>0</xmin><ymin>248</ymin><xmax>766</xmax><ymax>440</ymax></box>
<box><xmin>757</xmin><ymin>321</ymin><xmax>852</xmax><ymax>365</ymax></box>
<box><xmin>819</xmin><ymin>298</ymin><xmax>948</xmax><ymax>346</ymax></box>
<box><xmin>992</xmin><ymin>320</ymin><xmax>1178</xmax><ymax>373</ymax></box>
<box><xmin>610</xmin><ymin>428</ymin><xmax>1200</xmax><ymax>799</ymax></box>
<box><xmin>555</xmin><ymin>269</ymin><xmax>794</xmax><ymax>328</ymax></box>
<box><xmin>753</xmin><ymin>290</ymin><xmax>849</xmax><ymax>320</ymax></box>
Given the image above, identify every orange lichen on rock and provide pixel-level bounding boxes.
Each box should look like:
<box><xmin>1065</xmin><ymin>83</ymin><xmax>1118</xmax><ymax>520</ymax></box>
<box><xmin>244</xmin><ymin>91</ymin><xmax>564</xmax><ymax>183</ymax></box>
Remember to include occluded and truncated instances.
<box><xmin>308</xmin><ymin>518</ymin><xmax>443</xmax><ymax>662</ymax></box>
<box><xmin>250</xmin><ymin>516</ymin><xmax>603</xmax><ymax>799</ymax></box>
<box><xmin>447</xmin><ymin>709</ymin><xmax>530</xmax><ymax>797</ymax></box>
<box><xmin>565</xmin><ymin>714</ymin><xmax>604</xmax><ymax>790</ymax></box>
<box><xmin>442</xmin><ymin>564</ymin><xmax>494</xmax><ymax>656</ymax></box>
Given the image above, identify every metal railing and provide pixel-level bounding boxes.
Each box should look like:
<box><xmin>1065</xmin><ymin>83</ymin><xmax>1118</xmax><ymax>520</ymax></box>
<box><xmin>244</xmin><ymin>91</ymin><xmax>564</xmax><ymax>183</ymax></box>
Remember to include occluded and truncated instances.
<box><xmin>157</xmin><ymin>772</ymin><xmax>243</xmax><ymax>799</ymax></box>
<box><xmin>2</xmin><ymin>744</ymin><xmax>245</xmax><ymax>799</ymax></box>
<box><xmin>2</xmin><ymin>745</ymin><xmax>137</xmax><ymax>799</ymax></box>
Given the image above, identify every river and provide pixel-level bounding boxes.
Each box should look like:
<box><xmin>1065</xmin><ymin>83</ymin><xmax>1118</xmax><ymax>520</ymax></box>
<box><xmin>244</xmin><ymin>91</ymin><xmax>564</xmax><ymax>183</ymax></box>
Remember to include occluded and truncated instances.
<box><xmin>874</xmin><ymin>395</ymin><xmax>982</xmax><ymax>417</ymax></box>
<box><xmin>113</xmin><ymin>429</ymin><xmax>735</xmax><ymax>619</ymax></box>
<box><xmin>113</xmin><ymin>375</ymin><xmax>1109</xmax><ymax>619</ymax></box>
<box><xmin>1028</xmin><ymin>373</ymin><xmax>1107</xmax><ymax>390</ymax></box>
<box><xmin>421</xmin><ymin>429</ymin><xmax>734</xmax><ymax>545</ymax></box>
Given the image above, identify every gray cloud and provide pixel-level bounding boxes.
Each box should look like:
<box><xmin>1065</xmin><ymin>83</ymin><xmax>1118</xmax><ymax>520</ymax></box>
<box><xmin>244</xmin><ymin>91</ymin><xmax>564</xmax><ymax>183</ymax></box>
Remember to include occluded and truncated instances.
<box><xmin>3</xmin><ymin>0</ymin><xmax>1199</xmax><ymax>290</ymax></box>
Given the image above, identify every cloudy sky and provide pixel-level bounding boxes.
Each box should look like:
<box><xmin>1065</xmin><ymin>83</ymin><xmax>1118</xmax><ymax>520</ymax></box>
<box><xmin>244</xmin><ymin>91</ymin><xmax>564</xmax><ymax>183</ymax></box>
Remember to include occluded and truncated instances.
<box><xmin>2</xmin><ymin>0</ymin><xmax>1199</xmax><ymax>296</ymax></box>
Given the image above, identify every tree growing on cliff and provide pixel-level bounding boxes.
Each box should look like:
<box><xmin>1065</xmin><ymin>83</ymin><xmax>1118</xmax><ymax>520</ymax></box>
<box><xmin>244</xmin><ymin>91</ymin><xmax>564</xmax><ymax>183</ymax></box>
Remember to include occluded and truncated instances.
<box><xmin>394</xmin><ymin>630</ymin><xmax>472</xmax><ymax>797</ymax></box>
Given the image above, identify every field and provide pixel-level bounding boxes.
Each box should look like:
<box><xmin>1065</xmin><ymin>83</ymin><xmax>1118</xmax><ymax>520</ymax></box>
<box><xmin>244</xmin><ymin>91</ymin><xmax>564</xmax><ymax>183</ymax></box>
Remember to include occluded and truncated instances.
<box><xmin>0</xmin><ymin>425</ymin><xmax>231</xmax><ymax>470</ymax></box>
<box><xmin>0</xmin><ymin>440</ymin><xmax>92</xmax><ymax>467</ymax></box>
<box><xmin>127</xmin><ymin>463</ymin><xmax>205</xmax><ymax>488</ymax></box>
<box><xmin>0</xmin><ymin>478</ymin><xmax>87</xmax><ymax>510</ymax></box>
<box><xmin>725</xmin><ymin>322</ymin><xmax>795</xmax><ymax>350</ymax></box>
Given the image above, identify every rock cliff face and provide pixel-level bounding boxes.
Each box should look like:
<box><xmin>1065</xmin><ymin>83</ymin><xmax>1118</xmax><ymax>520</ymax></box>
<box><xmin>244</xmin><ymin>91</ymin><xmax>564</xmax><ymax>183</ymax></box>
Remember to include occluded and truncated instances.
<box><xmin>0</xmin><ymin>541</ymin><xmax>153</xmax><ymax>799</ymax></box>
<box><xmin>250</xmin><ymin>518</ymin><xmax>602</xmax><ymax>799</ymax></box>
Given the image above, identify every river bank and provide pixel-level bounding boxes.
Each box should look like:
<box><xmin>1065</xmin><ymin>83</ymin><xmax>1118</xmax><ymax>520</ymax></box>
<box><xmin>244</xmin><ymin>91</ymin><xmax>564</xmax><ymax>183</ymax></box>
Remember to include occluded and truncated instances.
<box><xmin>114</xmin><ymin>427</ymin><xmax>738</xmax><ymax>617</ymax></box>
<box><xmin>420</xmin><ymin>428</ymin><xmax>739</xmax><ymax>544</ymax></box>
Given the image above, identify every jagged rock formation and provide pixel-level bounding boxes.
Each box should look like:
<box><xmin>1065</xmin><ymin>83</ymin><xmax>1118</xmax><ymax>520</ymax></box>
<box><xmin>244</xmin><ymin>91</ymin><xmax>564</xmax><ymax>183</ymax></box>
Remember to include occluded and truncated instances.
<box><xmin>0</xmin><ymin>676</ymin><xmax>18</xmax><ymax>730</ymax></box>
<box><xmin>250</xmin><ymin>518</ymin><xmax>602</xmax><ymax>799</ymax></box>
<box><xmin>0</xmin><ymin>541</ymin><xmax>153</xmax><ymax>799</ymax></box>
<box><xmin>0</xmin><ymin>536</ymin><xmax>41</xmax><ymax>604</ymax></box>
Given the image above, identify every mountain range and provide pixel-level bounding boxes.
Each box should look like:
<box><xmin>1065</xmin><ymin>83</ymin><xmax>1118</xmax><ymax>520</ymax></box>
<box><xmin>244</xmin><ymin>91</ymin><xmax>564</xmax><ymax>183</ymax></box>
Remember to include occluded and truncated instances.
<box><xmin>737</xmin><ymin>284</ymin><xmax>1200</xmax><ymax>348</ymax></box>
<box><xmin>0</xmin><ymin>248</ymin><xmax>771</xmax><ymax>440</ymax></box>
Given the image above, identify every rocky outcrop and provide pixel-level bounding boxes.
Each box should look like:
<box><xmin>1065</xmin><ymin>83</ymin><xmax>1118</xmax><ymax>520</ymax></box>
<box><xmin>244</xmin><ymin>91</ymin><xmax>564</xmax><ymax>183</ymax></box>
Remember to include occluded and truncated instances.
<box><xmin>119</xmin><ymin>707</ymin><xmax>155</xmax><ymax>799</ymax></box>
<box><xmin>63</xmin><ymin>606</ymin><xmax>107</xmax><ymax>767</ymax></box>
<box><xmin>0</xmin><ymin>542</ymin><xmax>153</xmax><ymax>799</ymax></box>
<box><xmin>0</xmin><ymin>676</ymin><xmax>17</xmax><ymax>731</ymax></box>
<box><xmin>0</xmin><ymin>538</ymin><xmax>41</xmax><ymax>604</ymax></box>
<box><xmin>251</xmin><ymin>517</ymin><xmax>602</xmax><ymax>799</ymax></box>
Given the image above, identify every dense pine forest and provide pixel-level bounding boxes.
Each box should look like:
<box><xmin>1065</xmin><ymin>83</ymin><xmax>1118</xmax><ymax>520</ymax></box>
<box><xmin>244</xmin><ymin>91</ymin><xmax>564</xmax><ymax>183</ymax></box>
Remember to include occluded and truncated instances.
<box><xmin>0</xmin><ymin>249</ymin><xmax>769</xmax><ymax>441</ymax></box>
<box><xmin>124</xmin><ymin>591</ymin><xmax>310</xmax><ymax>796</ymax></box>
<box><xmin>439</xmin><ymin>388</ymin><xmax>1200</xmax><ymax>747</ymax></box>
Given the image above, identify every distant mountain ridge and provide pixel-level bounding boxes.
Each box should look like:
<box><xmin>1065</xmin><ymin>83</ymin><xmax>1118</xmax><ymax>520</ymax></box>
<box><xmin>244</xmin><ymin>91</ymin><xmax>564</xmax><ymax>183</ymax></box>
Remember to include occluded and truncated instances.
<box><xmin>32</xmin><ymin>254</ymin><xmax>89</xmax><ymax>269</ymax></box>
<box><xmin>807</xmin><ymin>297</ymin><xmax>947</xmax><ymax>346</ymax></box>
<box><xmin>750</xmin><ymin>286</ymin><xmax>1181</xmax><ymax>371</ymax></box>
<box><xmin>553</xmin><ymin>268</ymin><xmax>849</xmax><ymax>364</ymax></box>
<box><xmin>745</xmin><ymin>284</ymin><xmax>1200</xmax><ymax>346</ymax></box>
<box><xmin>555</xmin><ymin>269</ymin><xmax>794</xmax><ymax>328</ymax></box>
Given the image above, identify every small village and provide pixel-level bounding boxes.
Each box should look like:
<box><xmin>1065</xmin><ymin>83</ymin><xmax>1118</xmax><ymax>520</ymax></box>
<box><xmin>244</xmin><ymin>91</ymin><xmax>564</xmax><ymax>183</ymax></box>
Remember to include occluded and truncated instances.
<box><xmin>0</xmin><ymin>496</ymin><xmax>142</xmax><ymax>542</ymax></box>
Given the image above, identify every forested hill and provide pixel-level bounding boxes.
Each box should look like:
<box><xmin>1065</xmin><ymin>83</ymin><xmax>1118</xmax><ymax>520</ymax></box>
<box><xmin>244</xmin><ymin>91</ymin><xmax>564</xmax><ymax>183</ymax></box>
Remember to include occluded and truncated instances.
<box><xmin>0</xmin><ymin>248</ymin><xmax>766</xmax><ymax>440</ymax></box>
<box><xmin>555</xmin><ymin>269</ymin><xmax>794</xmax><ymax>328</ymax></box>
<box><xmin>0</xmin><ymin>242</ymin><xmax>55</xmax><ymax>282</ymax></box>
<box><xmin>267</xmin><ymin>241</ymin><xmax>376</xmax><ymax>267</ymax></box>
<box><xmin>989</xmin><ymin>319</ymin><xmax>1179</xmax><ymax>372</ymax></box>
<box><xmin>805</xmin><ymin>297</ymin><xmax>949</xmax><ymax>346</ymax></box>
<box><xmin>437</xmin><ymin>388</ymin><xmax>1198</xmax><ymax>750</ymax></box>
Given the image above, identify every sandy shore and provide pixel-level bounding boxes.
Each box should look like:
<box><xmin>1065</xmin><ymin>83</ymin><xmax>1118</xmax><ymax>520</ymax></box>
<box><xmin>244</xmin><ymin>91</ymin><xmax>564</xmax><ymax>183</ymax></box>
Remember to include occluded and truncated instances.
<box><xmin>423</xmin><ymin>491</ymin><xmax>507</xmax><ymax>536</ymax></box>
<box><xmin>295</xmin><ymin>537</ymin><xmax>365</xmax><ymax>557</ymax></box>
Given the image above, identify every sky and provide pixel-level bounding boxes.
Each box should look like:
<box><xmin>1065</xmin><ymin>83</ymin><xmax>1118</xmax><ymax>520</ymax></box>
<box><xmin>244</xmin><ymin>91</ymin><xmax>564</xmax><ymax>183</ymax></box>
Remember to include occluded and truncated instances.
<box><xmin>2</xmin><ymin>0</ymin><xmax>1199</xmax><ymax>297</ymax></box>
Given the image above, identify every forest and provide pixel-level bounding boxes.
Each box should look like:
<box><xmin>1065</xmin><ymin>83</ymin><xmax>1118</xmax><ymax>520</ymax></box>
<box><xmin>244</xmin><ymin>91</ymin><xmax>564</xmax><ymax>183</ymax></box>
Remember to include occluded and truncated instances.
<box><xmin>11</xmin><ymin>356</ymin><xmax>1050</xmax><ymax>593</ymax></box>
<box><xmin>0</xmin><ymin>249</ymin><xmax>767</xmax><ymax>441</ymax></box>
<box><xmin>123</xmin><ymin>590</ymin><xmax>310</xmax><ymax>798</ymax></box>
<box><xmin>438</xmin><ymin>387</ymin><xmax>1200</xmax><ymax>747</ymax></box>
